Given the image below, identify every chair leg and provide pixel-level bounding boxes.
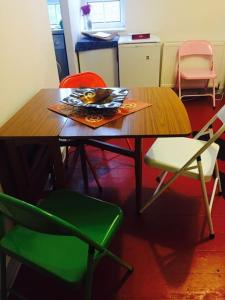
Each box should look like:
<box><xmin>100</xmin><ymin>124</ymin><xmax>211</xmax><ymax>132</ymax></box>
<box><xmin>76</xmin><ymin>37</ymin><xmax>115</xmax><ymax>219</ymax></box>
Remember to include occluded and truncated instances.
<box><xmin>197</xmin><ymin>159</ymin><xmax>215</xmax><ymax>238</ymax></box>
<box><xmin>69</xmin><ymin>144</ymin><xmax>102</xmax><ymax>190</ymax></box>
<box><xmin>80</xmin><ymin>144</ymin><xmax>89</xmax><ymax>190</ymax></box>
<box><xmin>0</xmin><ymin>251</ymin><xmax>7</xmax><ymax>300</ymax></box>
<box><xmin>85</xmin><ymin>246</ymin><xmax>95</xmax><ymax>300</ymax></box>
<box><xmin>153</xmin><ymin>171</ymin><xmax>168</xmax><ymax>196</ymax></box>
<box><xmin>70</xmin><ymin>148</ymin><xmax>80</xmax><ymax>170</ymax></box>
<box><xmin>214</xmin><ymin>161</ymin><xmax>222</xmax><ymax>193</ymax></box>
<box><xmin>106</xmin><ymin>249</ymin><xmax>133</xmax><ymax>273</ymax></box>
<box><xmin>178</xmin><ymin>73</ymin><xmax>181</xmax><ymax>98</ymax></box>
<box><xmin>140</xmin><ymin>171</ymin><xmax>180</xmax><ymax>213</ymax></box>
<box><xmin>126</xmin><ymin>138</ymin><xmax>133</xmax><ymax>150</ymax></box>
<box><xmin>213</xmin><ymin>79</ymin><xmax>216</xmax><ymax>108</ymax></box>
<box><xmin>64</xmin><ymin>146</ymin><xmax>69</xmax><ymax>168</ymax></box>
<box><xmin>85</xmin><ymin>154</ymin><xmax>102</xmax><ymax>191</ymax></box>
<box><xmin>156</xmin><ymin>170</ymin><xmax>168</xmax><ymax>182</ymax></box>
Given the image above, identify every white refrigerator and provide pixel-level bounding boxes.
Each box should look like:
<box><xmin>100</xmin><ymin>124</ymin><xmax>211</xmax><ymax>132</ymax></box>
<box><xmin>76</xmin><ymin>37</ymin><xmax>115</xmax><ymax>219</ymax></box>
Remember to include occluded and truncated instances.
<box><xmin>118</xmin><ymin>35</ymin><xmax>161</xmax><ymax>87</ymax></box>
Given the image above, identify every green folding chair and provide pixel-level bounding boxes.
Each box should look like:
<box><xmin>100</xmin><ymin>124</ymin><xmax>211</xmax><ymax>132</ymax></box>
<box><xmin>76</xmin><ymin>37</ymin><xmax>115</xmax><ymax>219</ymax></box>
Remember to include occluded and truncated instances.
<box><xmin>0</xmin><ymin>190</ymin><xmax>133</xmax><ymax>300</ymax></box>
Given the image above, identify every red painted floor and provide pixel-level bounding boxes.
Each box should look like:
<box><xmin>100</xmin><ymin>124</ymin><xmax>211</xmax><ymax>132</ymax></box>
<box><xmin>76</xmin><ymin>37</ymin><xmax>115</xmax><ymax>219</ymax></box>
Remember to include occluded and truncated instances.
<box><xmin>9</xmin><ymin>96</ymin><xmax>225</xmax><ymax>300</ymax></box>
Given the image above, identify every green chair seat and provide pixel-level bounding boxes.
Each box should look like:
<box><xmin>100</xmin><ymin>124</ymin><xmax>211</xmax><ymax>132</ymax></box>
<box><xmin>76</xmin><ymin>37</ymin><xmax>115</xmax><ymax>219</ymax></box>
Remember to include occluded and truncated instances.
<box><xmin>1</xmin><ymin>226</ymin><xmax>89</xmax><ymax>283</ymax></box>
<box><xmin>38</xmin><ymin>190</ymin><xmax>123</xmax><ymax>247</ymax></box>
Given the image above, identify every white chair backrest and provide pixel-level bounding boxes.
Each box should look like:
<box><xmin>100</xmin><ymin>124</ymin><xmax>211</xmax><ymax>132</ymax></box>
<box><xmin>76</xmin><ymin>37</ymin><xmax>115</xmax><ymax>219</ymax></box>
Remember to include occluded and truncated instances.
<box><xmin>216</xmin><ymin>105</ymin><xmax>225</xmax><ymax>124</ymax></box>
<box><xmin>185</xmin><ymin>105</ymin><xmax>225</xmax><ymax>170</ymax></box>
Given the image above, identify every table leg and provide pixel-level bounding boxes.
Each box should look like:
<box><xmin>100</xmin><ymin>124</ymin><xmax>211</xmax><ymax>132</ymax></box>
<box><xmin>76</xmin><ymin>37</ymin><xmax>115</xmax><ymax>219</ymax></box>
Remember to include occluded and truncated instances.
<box><xmin>0</xmin><ymin>138</ymin><xmax>65</xmax><ymax>200</ymax></box>
<box><xmin>48</xmin><ymin>139</ymin><xmax>65</xmax><ymax>189</ymax></box>
<box><xmin>134</xmin><ymin>137</ymin><xmax>142</xmax><ymax>212</ymax></box>
<box><xmin>0</xmin><ymin>140</ymin><xmax>22</xmax><ymax>197</ymax></box>
<box><xmin>85</xmin><ymin>138</ymin><xmax>143</xmax><ymax>210</ymax></box>
<box><xmin>79</xmin><ymin>143</ymin><xmax>89</xmax><ymax>190</ymax></box>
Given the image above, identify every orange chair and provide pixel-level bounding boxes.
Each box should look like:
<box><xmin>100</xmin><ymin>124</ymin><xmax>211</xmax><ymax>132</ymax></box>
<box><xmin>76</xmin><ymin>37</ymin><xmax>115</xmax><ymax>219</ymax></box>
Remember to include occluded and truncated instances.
<box><xmin>177</xmin><ymin>40</ymin><xmax>217</xmax><ymax>108</ymax></box>
<box><xmin>59</xmin><ymin>71</ymin><xmax>107</xmax><ymax>89</ymax></box>
<box><xmin>59</xmin><ymin>72</ymin><xmax>107</xmax><ymax>190</ymax></box>
<box><xmin>60</xmin><ymin>72</ymin><xmax>132</xmax><ymax>189</ymax></box>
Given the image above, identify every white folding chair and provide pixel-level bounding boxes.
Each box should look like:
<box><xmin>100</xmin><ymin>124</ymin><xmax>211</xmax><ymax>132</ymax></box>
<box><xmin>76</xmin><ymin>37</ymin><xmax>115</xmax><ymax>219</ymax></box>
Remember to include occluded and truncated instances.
<box><xmin>140</xmin><ymin>105</ymin><xmax>225</xmax><ymax>238</ymax></box>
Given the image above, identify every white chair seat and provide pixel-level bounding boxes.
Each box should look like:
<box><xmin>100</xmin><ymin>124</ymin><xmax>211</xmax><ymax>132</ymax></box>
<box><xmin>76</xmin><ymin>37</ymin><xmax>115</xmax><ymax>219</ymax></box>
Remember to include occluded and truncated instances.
<box><xmin>144</xmin><ymin>137</ymin><xmax>220</xmax><ymax>181</ymax></box>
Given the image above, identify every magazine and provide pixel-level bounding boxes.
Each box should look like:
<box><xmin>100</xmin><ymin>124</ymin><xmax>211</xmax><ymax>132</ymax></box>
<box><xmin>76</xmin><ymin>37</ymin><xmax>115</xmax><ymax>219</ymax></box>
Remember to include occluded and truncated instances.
<box><xmin>82</xmin><ymin>31</ymin><xmax>118</xmax><ymax>41</ymax></box>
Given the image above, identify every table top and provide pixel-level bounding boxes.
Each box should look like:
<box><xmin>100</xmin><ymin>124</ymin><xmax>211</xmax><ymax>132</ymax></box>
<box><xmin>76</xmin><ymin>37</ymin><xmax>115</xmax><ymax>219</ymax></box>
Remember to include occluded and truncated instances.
<box><xmin>0</xmin><ymin>89</ymin><xmax>68</xmax><ymax>138</ymax></box>
<box><xmin>0</xmin><ymin>87</ymin><xmax>192</xmax><ymax>139</ymax></box>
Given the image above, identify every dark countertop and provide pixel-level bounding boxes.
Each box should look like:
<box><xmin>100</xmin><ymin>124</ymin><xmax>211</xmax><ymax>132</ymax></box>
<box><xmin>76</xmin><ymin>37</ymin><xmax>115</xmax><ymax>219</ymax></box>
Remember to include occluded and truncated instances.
<box><xmin>52</xmin><ymin>29</ymin><xmax>64</xmax><ymax>35</ymax></box>
<box><xmin>75</xmin><ymin>35</ymin><xmax>119</xmax><ymax>52</ymax></box>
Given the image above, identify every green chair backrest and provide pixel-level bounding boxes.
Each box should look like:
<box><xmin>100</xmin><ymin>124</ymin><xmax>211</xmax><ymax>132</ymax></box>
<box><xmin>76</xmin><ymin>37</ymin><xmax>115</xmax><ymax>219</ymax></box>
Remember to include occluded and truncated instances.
<box><xmin>0</xmin><ymin>192</ymin><xmax>104</xmax><ymax>252</ymax></box>
<box><xmin>0</xmin><ymin>192</ymin><xmax>75</xmax><ymax>235</ymax></box>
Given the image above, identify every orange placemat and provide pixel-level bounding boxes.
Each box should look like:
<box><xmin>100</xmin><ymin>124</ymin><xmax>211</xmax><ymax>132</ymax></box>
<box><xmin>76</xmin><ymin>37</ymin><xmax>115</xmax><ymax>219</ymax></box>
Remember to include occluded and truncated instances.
<box><xmin>48</xmin><ymin>99</ymin><xmax>151</xmax><ymax>128</ymax></box>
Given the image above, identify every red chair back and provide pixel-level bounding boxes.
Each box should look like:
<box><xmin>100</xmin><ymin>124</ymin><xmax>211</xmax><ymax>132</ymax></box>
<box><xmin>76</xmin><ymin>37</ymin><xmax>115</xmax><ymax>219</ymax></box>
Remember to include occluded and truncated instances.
<box><xmin>59</xmin><ymin>72</ymin><xmax>107</xmax><ymax>88</ymax></box>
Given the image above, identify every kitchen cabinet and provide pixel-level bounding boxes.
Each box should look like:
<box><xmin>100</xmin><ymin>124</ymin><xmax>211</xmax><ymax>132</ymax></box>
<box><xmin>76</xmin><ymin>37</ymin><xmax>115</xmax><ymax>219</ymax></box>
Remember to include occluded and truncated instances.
<box><xmin>76</xmin><ymin>36</ymin><xmax>119</xmax><ymax>86</ymax></box>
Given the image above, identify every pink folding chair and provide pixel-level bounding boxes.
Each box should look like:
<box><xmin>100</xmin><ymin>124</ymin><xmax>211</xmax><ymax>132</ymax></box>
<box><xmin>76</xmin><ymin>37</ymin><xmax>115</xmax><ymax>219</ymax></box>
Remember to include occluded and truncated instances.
<box><xmin>178</xmin><ymin>40</ymin><xmax>217</xmax><ymax>108</ymax></box>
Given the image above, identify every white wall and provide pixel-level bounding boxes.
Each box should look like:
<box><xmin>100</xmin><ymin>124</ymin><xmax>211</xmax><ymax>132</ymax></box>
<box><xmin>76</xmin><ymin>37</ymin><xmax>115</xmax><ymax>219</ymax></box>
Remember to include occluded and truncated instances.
<box><xmin>0</xmin><ymin>0</ymin><xmax>59</xmax><ymax>127</ymax></box>
<box><xmin>124</xmin><ymin>0</ymin><xmax>225</xmax><ymax>41</ymax></box>
<box><xmin>121</xmin><ymin>0</ymin><xmax>225</xmax><ymax>88</ymax></box>
<box><xmin>60</xmin><ymin>0</ymin><xmax>80</xmax><ymax>74</ymax></box>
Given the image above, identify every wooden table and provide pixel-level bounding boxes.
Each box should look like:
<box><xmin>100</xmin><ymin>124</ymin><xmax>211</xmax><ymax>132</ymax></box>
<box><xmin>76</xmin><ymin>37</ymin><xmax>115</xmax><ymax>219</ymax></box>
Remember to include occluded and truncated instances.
<box><xmin>0</xmin><ymin>89</ymin><xmax>68</xmax><ymax>201</ymax></box>
<box><xmin>0</xmin><ymin>87</ymin><xmax>191</xmax><ymax>208</ymax></box>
